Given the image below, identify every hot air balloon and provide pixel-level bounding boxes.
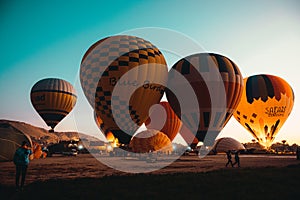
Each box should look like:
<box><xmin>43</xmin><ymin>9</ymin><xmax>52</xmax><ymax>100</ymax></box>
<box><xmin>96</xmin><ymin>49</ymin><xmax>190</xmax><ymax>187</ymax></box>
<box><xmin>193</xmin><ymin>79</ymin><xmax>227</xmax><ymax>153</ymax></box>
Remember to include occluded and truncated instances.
<box><xmin>234</xmin><ymin>74</ymin><xmax>294</xmax><ymax>148</ymax></box>
<box><xmin>166</xmin><ymin>53</ymin><xmax>243</xmax><ymax>145</ymax></box>
<box><xmin>80</xmin><ymin>35</ymin><xmax>168</xmax><ymax>144</ymax></box>
<box><xmin>31</xmin><ymin>78</ymin><xmax>77</xmax><ymax>132</ymax></box>
<box><xmin>145</xmin><ymin>101</ymin><xmax>181</xmax><ymax>141</ymax></box>
<box><xmin>32</xmin><ymin>142</ymin><xmax>44</xmax><ymax>159</ymax></box>
<box><xmin>129</xmin><ymin>129</ymin><xmax>173</xmax><ymax>153</ymax></box>
<box><xmin>212</xmin><ymin>137</ymin><xmax>245</xmax><ymax>154</ymax></box>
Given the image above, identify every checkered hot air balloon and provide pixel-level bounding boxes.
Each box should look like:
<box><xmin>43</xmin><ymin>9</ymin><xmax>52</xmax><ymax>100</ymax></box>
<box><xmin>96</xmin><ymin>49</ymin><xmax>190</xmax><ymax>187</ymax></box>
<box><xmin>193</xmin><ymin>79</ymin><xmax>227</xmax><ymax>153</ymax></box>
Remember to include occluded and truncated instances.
<box><xmin>80</xmin><ymin>35</ymin><xmax>168</xmax><ymax>144</ymax></box>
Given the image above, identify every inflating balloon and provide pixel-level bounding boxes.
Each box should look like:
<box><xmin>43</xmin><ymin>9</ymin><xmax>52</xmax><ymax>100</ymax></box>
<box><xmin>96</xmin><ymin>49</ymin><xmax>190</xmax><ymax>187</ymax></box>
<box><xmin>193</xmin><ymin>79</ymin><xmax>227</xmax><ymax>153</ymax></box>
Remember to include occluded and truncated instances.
<box><xmin>145</xmin><ymin>101</ymin><xmax>181</xmax><ymax>141</ymax></box>
<box><xmin>80</xmin><ymin>35</ymin><xmax>168</xmax><ymax>144</ymax></box>
<box><xmin>129</xmin><ymin>129</ymin><xmax>173</xmax><ymax>153</ymax></box>
<box><xmin>234</xmin><ymin>74</ymin><xmax>294</xmax><ymax>148</ymax></box>
<box><xmin>212</xmin><ymin>137</ymin><xmax>245</xmax><ymax>154</ymax></box>
<box><xmin>31</xmin><ymin>78</ymin><xmax>77</xmax><ymax>132</ymax></box>
<box><xmin>166</xmin><ymin>53</ymin><xmax>243</xmax><ymax>145</ymax></box>
<box><xmin>0</xmin><ymin>123</ymin><xmax>32</xmax><ymax>161</ymax></box>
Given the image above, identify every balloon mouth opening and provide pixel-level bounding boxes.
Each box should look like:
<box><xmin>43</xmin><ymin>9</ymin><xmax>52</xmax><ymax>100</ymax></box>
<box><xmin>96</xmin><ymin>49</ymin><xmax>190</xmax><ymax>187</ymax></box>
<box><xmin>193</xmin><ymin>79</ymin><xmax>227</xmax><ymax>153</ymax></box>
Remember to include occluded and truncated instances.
<box><xmin>49</xmin><ymin>129</ymin><xmax>54</xmax><ymax>133</ymax></box>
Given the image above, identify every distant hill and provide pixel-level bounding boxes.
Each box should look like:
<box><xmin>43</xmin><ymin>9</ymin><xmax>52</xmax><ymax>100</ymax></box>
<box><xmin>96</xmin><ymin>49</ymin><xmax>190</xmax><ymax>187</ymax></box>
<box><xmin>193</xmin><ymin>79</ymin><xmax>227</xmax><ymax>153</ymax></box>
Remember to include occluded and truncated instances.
<box><xmin>0</xmin><ymin>119</ymin><xmax>100</xmax><ymax>145</ymax></box>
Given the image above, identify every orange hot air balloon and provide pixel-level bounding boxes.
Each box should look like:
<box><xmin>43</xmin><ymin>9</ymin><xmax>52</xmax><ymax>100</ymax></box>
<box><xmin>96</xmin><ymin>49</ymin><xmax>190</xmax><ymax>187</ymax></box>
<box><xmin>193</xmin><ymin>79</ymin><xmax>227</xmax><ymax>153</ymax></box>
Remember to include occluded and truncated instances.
<box><xmin>145</xmin><ymin>101</ymin><xmax>181</xmax><ymax>141</ymax></box>
<box><xmin>32</xmin><ymin>142</ymin><xmax>43</xmax><ymax>159</ymax></box>
<box><xmin>31</xmin><ymin>78</ymin><xmax>77</xmax><ymax>132</ymax></box>
<box><xmin>80</xmin><ymin>35</ymin><xmax>168</xmax><ymax>144</ymax></box>
<box><xmin>129</xmin><ymin>129</ymin><xmax>173</xmax><ymax>153</ymax></box>
<box><xmin>179</xmin><ymin>124</ymin><xmax>199</xmax><ymax>149</ymax></box>
<box><xmin>234</xmin><ymin>74</ymin><xmax>294</xmax><ymax>148</ymax></box>
<box><xmin>166</xmin><ymin>53</ymin><xmax>243</xmax><ymax>145</ymax></box>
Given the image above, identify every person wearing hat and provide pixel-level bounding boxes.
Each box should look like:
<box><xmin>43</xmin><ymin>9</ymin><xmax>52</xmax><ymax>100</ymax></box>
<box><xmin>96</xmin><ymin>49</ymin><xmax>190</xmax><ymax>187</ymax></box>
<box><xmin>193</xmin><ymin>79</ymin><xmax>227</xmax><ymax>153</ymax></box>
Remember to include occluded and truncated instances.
<box><xmin>13</xmin><ymin>141</ymin><xmax>32</xmax><ymax>191</ymax></box>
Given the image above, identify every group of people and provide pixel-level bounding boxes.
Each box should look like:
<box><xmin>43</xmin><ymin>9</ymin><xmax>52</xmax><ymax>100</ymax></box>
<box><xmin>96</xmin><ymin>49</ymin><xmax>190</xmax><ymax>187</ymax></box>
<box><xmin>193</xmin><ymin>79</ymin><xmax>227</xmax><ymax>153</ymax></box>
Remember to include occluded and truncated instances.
<box><xmin>225</xmin><ymin>150</ymin><xmax>240</xmax><ymax>167</ymax></box>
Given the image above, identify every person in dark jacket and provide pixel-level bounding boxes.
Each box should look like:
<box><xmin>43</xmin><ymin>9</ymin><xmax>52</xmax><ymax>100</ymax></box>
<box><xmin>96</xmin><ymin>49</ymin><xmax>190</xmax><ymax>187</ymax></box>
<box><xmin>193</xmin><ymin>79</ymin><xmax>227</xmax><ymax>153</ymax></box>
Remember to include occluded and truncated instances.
<box><xmin>13</xmin><ymin>141</ymin><xmax>32</xmax><ymax>191</ymax></box>
<box><xmin>225</xmin><ymin>150</ymin><xmax>233</xmax><ymax>167</ymax></box>
<box><xmin>233</xmin><ymin>150</ymin><xmax>241</xmax><ymax>167</ymax></box>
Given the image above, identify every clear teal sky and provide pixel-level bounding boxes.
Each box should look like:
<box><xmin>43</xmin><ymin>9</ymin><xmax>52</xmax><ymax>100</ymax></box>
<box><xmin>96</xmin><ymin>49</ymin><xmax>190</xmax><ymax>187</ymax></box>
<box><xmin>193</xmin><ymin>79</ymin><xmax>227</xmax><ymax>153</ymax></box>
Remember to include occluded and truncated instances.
<box><xmin>1</xmin><ymin>0</ymin><xmax>300</xmax><ymax>144</ymax></box>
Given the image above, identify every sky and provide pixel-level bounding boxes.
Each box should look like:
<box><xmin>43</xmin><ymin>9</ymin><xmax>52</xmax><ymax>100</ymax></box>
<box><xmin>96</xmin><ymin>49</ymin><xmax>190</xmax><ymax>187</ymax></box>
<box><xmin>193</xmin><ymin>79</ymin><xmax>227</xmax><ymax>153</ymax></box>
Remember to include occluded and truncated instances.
<box><xmin>1</xmin><ymin>0</ymin><xmax>300</xmax><ymax>145</ymax></box>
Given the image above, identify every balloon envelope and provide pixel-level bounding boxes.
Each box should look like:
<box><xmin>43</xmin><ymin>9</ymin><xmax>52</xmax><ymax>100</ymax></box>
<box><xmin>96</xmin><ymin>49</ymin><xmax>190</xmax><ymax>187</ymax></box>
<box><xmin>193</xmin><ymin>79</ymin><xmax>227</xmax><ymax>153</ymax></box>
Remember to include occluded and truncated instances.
<box><xmin>31</xmin><ymin>78</ymin><xmax>77</xmax><ymax>131</ymax></box>
<box><xmin>0</xmin><ymin>122</ymin><xmax>32</xmax><ymax>162</ymax></box>
<box><xmin>145</xmin><ymin>101</ymin><xmax>181</xmax><ymax>141</ymax></box>
<box><xmin>234</xmin><ymin>74</ymin><xmax>294</xmax><ymax>148</ymax></box>
<box><xmin>129</xmin><ymin>129</ymin><xmax>173</xmax><ymax>153</ymax></box>
<box><xmin>166</xmin><ymin>53</ymin><xmax>243</xmax><ymax>145</ymax></box>
<box><xmin>212</xmin><ymin>137</ymin><xmax>245</xmax><ymax>153</ymax></box>
<box><xmin>80</xmin><ymin>35</ymin><xmax>168</xmax><ymax>144</ymax></box>
<box><xmin>32</xmin><ymin>141</ymin><xmax>43</xmax><ymax>159</ymax></box>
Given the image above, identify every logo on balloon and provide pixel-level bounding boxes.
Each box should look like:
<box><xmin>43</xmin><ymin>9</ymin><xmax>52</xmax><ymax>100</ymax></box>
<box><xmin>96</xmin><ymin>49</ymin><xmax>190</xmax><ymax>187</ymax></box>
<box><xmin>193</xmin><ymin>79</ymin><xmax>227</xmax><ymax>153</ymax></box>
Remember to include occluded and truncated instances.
<box><xmin>265</xmin><ymin>106</ymin><xmax>286</xmax><ymax>117</ymax></box>
<box><xmin>109</xmin><ymin>77</ymin><xmax>164</xmax><ymax>95</ymax></box>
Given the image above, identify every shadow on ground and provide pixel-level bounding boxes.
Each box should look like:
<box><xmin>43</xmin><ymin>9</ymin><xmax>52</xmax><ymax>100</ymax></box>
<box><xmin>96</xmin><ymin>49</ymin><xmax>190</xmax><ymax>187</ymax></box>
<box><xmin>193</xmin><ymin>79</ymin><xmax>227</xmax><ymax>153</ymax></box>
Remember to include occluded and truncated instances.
<box><xmin>1</xmin><ymin>164</ymin><xmax>300</xmax><ymax>200</ymax></box>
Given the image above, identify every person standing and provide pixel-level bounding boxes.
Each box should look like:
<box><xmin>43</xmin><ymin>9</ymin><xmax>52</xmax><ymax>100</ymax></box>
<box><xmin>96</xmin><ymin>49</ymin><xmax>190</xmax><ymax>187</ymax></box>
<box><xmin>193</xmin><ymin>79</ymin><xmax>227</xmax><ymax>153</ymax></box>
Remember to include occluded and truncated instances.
<box><xmin>233</xmin><ymin>150</ymin><xmax>240</xmax><ymax>167</ymax></box>
<box><xmin>13</xmin><ymin>141</ymin><xmax>32</xmax><ymax>191</ymax></box>
<box><xmin>225</xmin><ymin>150</ymin><xmax>233</xmax><ymax>167</ymax></box>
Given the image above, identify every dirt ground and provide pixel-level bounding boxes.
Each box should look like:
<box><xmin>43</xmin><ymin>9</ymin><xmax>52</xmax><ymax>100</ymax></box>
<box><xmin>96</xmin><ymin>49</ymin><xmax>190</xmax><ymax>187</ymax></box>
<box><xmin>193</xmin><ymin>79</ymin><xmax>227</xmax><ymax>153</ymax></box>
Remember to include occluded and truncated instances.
<box><xmin>1</xmin><ymin>153</ymin><xmax>299</xmax><ymax>186</ymax></box>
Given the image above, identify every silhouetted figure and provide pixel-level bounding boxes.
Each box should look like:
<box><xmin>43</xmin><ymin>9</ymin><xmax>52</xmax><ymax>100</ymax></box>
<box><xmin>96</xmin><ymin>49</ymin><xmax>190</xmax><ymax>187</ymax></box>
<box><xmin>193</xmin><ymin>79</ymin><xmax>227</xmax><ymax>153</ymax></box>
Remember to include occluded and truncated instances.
<box><xmin>297</xmin><ymin>146</ymin><xmax>300</xmax><ymax>160</ymax></box>
<box><xmin>225</xmin><ymin>151</ymin><xmax>233</xmax><ymax>167</ymax></box>
<box><xmin>233</xmin><ymin>151</ymin><xmax>240</xmax><ymax>167</ymax></box>
<box><xmin>13</xmin><ymin>141</ymin><xmax>32</xmax><ymax>191</ymax></box>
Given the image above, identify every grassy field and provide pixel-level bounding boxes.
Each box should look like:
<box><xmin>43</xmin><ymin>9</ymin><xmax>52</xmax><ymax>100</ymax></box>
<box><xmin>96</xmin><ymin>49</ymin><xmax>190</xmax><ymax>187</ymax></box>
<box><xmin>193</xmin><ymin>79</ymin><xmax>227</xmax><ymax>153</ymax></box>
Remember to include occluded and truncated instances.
<box><xmin>2</xmin><ymin>164</ymin><xmax>300</xmax><ymax>200</ymax></box>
